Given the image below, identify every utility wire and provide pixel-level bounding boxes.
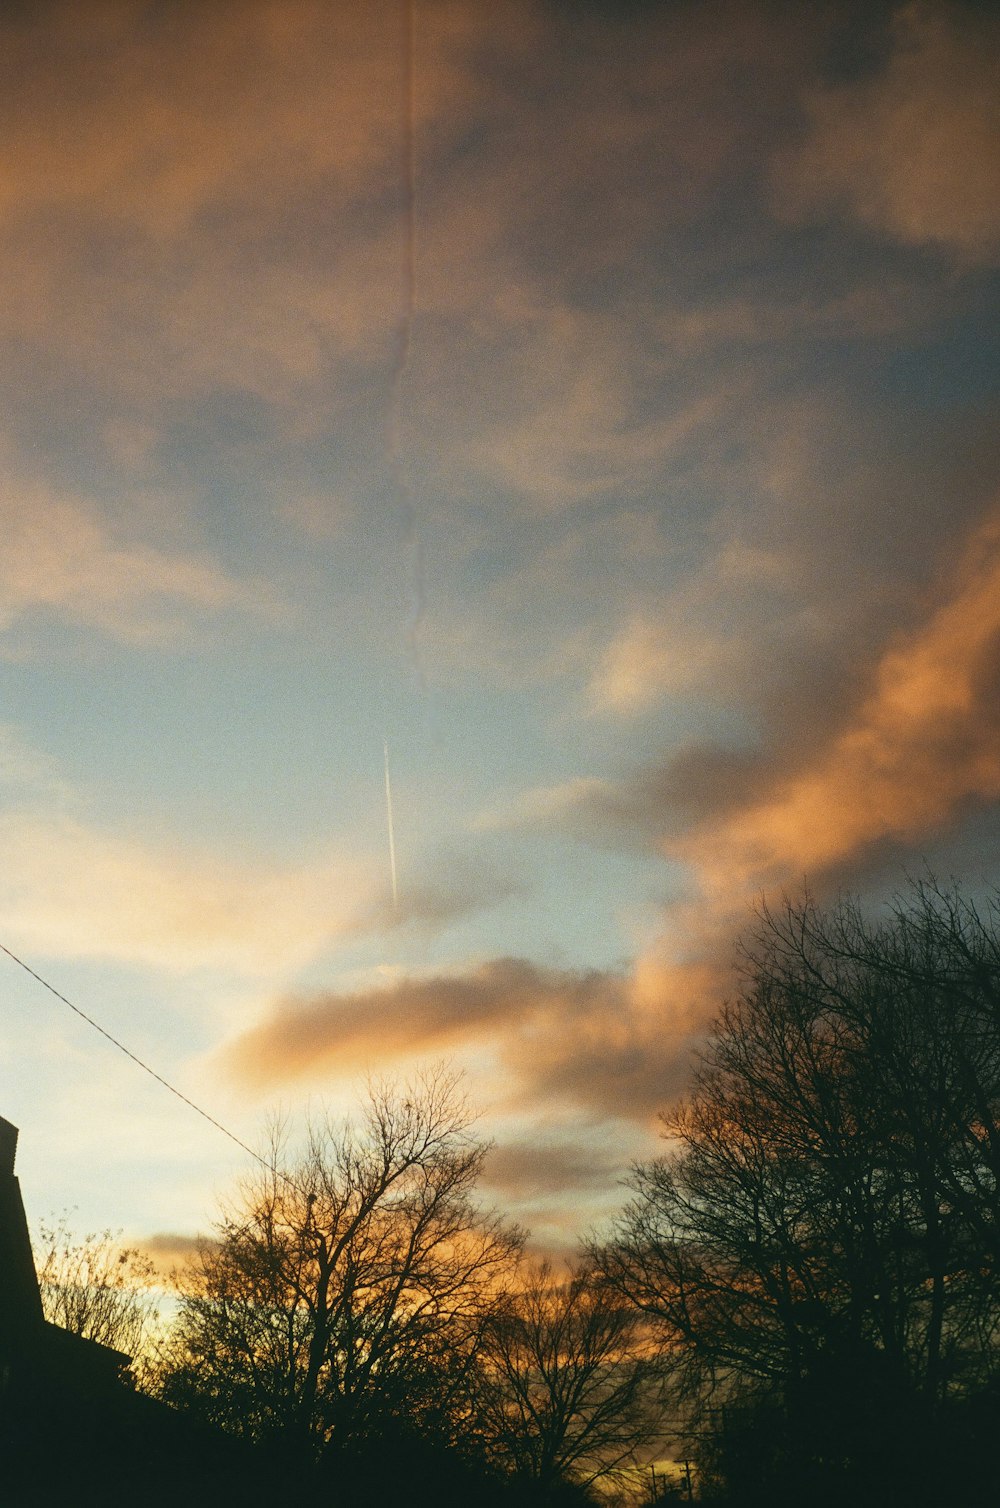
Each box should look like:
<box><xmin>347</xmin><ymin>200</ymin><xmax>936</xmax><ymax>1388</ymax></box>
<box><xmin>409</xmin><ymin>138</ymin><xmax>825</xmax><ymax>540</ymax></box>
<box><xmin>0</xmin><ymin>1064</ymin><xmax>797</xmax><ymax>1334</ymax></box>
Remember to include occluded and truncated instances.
<box><xmin>2</xmin><ymin>9</ymin><xmax>424</xmax><ymax>1197</ymax></box>
<box><xmin>0</xmin><ymin>939</ymin><xmax>278</xmax><ymax>1177</ymax></box>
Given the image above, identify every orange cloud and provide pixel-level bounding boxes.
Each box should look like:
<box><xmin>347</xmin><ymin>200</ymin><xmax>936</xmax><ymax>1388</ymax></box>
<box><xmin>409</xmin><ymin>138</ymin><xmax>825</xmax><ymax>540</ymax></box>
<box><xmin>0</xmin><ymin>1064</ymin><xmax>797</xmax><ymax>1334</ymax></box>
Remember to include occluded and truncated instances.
<box><xmin>481</xmin><ymin>1135</ymin><xmax>648</xmax><ymax>1256</ymax></box>
<box><xmin>483</xmin><ymin>1139</ymin><xmax>629</xmax><ymax>1201</ymax></box>
<box><xmin>224</xmin><ymin>951</ymin><xmax>714</xmax><ymax>1123</ymax></box>
<box><xmin>679</xmin><ymin>505</ymin><xmax>1000</xmax><ymax>899</ymax></box>
<box><xmin>774</xmin><ymin>3</ymin><xmax>1000</xmax><ymax>262</ymax></box>
<box><xmin>230</xmin><ymin>502</ymin><xmax>1000</xmax><ymax>1122</ymax></box>
<box><xmin>225</xmin><ymin>958</ymin><xmax>597</xmax><ymax>1086</ymax></box>
<box><xmin>136</xmin><ymin>1232</ymin><xmax>206</xmax><ymax>1282</ymax></box>
<box><xmin>0</xmin><ymin>3</ymin><xmax>461</xmax><ymax>411</ymax></box>
<box><xmin>448</xmin><ymin>500</ymin><xmax>1000</xmax><ymax>1123</ymax></box>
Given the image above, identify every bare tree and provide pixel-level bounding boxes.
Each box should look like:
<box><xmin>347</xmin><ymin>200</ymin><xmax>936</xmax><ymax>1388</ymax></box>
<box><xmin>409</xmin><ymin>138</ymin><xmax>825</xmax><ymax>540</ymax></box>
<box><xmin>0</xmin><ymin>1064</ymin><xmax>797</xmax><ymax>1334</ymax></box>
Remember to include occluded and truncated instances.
<box><xmin>35</xmin><ymin>1215</ymin><xmax>158</xmax><ymax>1362</ymax></box>
<box><xmin>475</xmin><ymin>1259</ymin><xmax>659</xmax><ymax>1493</ymax></box>
<box><xmin>597</xmin><ymin>882</ymin><xmax>1000</xmax><ymax>1507</ymax></box>
<box><xmin>156</xmin><ymin>1068</ymin><xmax>522</xmax><ymax>1469</ymax></box>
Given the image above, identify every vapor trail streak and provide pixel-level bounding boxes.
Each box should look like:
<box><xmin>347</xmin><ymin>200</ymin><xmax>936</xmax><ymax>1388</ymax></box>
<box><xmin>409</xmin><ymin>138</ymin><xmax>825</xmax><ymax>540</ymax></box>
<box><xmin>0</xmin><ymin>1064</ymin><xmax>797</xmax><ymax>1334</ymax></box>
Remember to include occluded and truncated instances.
<box><xmin>384</xmin><ymin>739</ymin><xmax>399</xmax><ymax>910</ymax></box>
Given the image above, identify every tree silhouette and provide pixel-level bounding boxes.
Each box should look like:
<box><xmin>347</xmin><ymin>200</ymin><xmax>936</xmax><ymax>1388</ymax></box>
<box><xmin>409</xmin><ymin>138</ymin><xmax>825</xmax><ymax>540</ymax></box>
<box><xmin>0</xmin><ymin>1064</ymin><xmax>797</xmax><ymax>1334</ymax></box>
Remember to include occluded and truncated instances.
<box><xmin>155</xmin><ymin>1068</ymin><xmax>522</xmax><ymax>1478</ymax></box>
<box><xmin>35</xmin><ymin>1215</ymin><xmax>158</xmax><ymax>1365</ymax></box>
<box><xmin>597</xmin><ymin>881</ymin><xmax>1000</xmax><ymax>1507</ymax></box>
<box><xmin>475</xmin><ymin>1259</ymin><xmax>658</xmax><ymax>1494</ymax></box>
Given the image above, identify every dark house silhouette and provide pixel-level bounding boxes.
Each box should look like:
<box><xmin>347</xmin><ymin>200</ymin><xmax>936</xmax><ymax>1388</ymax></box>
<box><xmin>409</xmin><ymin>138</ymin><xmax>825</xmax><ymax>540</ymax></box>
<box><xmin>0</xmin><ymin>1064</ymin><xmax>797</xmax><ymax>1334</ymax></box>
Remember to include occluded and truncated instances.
<box><xmin>0</xmin><ymin>1116</ymin><xmax>133</xmax><ymax>1401</ymax></box>
<box><xmin>0</xmin><ymin>1114</ymin><xmax>289</xmax><ymax>1507</ymax></box>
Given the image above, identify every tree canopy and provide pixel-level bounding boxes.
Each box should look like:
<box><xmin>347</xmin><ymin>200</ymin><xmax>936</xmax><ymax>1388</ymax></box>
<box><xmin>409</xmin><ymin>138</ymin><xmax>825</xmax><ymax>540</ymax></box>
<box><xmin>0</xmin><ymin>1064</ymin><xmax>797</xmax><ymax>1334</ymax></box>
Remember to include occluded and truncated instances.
<box><xmin>35</xmin><ymin>1216</ymin><xmax>158</xmax><ymax>1364</ymax></box>
<box><xmin>475</xmin><ymin>1259</ymin><xmax>658</xmax><ymax>1491</ymax></box>
<box><xmin>597</xmin><ymin>881</ymin><xmax>1000</xmax><ymax>1507</ymax></box>
<box><xmin>157</xmin><ymin>1071</ymin><xmax>521</xmax><ymax>1458</ymax></box>
<box><xmin>49</xmin><ymin>879</ymin><xmax>1000</xmax><ymax>1506</ymax></box>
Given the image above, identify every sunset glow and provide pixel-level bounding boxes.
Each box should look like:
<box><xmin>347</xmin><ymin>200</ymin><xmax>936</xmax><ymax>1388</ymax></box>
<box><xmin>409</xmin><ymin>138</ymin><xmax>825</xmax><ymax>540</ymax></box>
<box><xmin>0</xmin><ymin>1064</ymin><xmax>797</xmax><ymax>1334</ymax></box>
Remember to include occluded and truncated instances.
<box><xmin>1</xmin><ymin>0</ymin><xmax>997</xmax><ymax>1268</ymax></box>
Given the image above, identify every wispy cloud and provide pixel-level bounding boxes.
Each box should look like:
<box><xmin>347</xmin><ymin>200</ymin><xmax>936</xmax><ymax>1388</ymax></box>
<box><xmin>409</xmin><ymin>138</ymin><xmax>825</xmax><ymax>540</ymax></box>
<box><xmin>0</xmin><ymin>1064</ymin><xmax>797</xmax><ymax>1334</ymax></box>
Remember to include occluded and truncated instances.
<box><xmin>585</xmin><ymin>607</ymin><xmax>738</xmax><ymax>718</ymax></box>
<box><xmin>0</xmin><ymin>810</ymin><xmax>374</xmax><ymax>976</ymax></box>
<box><xmin>0</xmin><ymin>484</ymin><xmax>274</xmax><ymax>642</ymax></box>
<box><xmin>1</xmin><ymin>0</ymin><xmax>996</xmax><ymax>1204</ymax></box>
<box><xmin>473</xmin><ymin>777</ymin><xmax>618</xmax><ymax>837</ymax></box>
<box><xmin>0</xmin><ymin>723</ymin><xmax>74</xmax><ymax>804</ymax></box>
<box><xmin>225</xmin><ymin>957</ymin><xmax>575</xmax><ymax>1085</ymax></box>
<box><xmin>224</xmin><ymin>952</ymin><xmax>709</xmax><ymax>1123</ymax></box>
<box><xmin>137</xmin><ymin>1231</ymin><xmax>206</xmax><ymax>1281</ymax></box>
<box><xmin>440</xmin><ymin>500</ymin><xmax>1000</xmax><ymax>1117</ymax></box>
<box><xmin>483</xmin><ymin>1138</ymin><xmax>630</xmax><ymax>1201</ymax></box>
<box><xmin>773</xmin><ymin>3</ymin><xmax>1000</xmax><ymax>263</ymax></box>
<box><xmin>375</xmin><ymin>854</ymin><xmax>524</xmax><ymax>930</ymax></box>
<box><xmin>454</xmin><ymin>343</ymin><xmax>725</xmax><ymax>512</ymax></box>
<box><xmin>676</xmin><ymin>502</ymin><xmax>1000</xmax><ymax>899</ymax></box>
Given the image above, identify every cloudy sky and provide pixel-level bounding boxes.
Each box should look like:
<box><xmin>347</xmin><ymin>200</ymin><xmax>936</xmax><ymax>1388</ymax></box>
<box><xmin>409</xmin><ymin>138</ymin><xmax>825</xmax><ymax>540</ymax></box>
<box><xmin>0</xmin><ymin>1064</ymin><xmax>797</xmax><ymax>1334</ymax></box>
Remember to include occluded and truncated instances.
<box><xmin>2</xmin><ymin>0</ymin><xmax>998</xmax><ymax>1256</ymax></box>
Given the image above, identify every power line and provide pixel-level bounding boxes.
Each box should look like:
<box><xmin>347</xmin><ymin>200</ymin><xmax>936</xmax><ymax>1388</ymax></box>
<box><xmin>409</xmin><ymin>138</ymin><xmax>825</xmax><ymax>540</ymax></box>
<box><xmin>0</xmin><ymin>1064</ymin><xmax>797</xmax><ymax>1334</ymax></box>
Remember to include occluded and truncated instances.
<box><xmin>3</xmin><ymin>8</ymin><xmax>422</xmax><ymax>1200</ymax></box>
<box><xmin>0</xmin><ymin>939</ymin><xmax>276</xmax><ymax>1176</ymax></box>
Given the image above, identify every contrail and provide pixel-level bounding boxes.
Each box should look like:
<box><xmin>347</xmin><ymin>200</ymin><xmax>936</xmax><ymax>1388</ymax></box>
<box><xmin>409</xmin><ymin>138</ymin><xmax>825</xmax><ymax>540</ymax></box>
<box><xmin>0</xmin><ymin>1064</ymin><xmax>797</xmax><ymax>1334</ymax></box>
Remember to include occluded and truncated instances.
<box><xmin>383</xmin><ymin>739</ymin><xmax>399</xmax><ymax>911</ymax></box>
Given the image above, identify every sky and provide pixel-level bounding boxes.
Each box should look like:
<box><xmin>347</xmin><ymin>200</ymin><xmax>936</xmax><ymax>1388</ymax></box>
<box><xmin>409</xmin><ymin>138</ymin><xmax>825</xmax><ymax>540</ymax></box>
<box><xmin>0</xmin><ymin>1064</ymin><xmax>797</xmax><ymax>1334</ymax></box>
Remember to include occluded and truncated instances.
<box><xmin>1</xmin><ymin>0</ymin><xmax>999</xmax><ymax>1261</ymax></box>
